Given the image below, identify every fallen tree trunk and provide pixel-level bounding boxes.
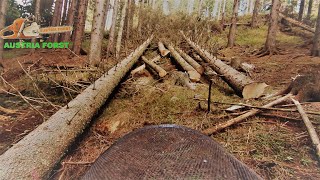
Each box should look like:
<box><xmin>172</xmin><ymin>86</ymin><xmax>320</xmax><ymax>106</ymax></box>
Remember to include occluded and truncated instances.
<box><xmin>175</xmin><ymin>47</ymin><xmax>204</xmax><ymax>74</ymax></box>
<box><xmin>164</xmin><ymin>43</ymin><xmax>201</xmax><ymax>82</ymax></box>
<box><xmin>202</xmin><ymin>93</ymin><xmax>292</xmax><ymax>135</ymax></box>
<box><xmin>158</xmin><ymin>41</ymin><xmax>170</xmax><ymax>57</ymax></box>
<box><xmin>141</xmin><ymin>56</ymin><xmax>167</xmax><ymax>78</ymax></box>
<box><xmin>291</xmin><ymin>98</ymin><xmax>320</xmax><ymax>159</ymax></box>
<box><xmin>131</xmin><ymin>55</ymin><xmax>161</xmax><ymax>75</ymax></box>
<box><xmin>279</xmin><ymin>13</ymin><xmax>315</xmax><ymax>33</ymax></box>
<box><xmin>0</xmin><ymin>36</ymin><xmax>154</xmax><ymax>179</ymax></box>
<box><xmin>181</xmin><ymin>31</ymin><xmax>267</xmax><ymax>99</ymax></box>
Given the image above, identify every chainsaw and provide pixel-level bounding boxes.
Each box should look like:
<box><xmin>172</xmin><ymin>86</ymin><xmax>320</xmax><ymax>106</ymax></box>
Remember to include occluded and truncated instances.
<box><xmin>0</xmin><ymin>16</ymin><xmax>73</xmax><ymax>40</ymax></box>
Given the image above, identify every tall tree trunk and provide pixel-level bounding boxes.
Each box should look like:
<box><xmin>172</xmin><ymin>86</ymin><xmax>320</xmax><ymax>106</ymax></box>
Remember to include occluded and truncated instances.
<box><xmin>72</xmin><ymin>0</ymin><xmax>89</xmax><ymax>55</ymax></box>
<box><xmin>298</xmin><ymin>0</ymin><xmax>305</xmax><ymax>21</ymax></box>
<box><xmin>251</xmin><ymin>0</ymin><xmax>260</xmax><ymax>27</ymax></box>
<box><xmin>88</xmin><ymin>0</ymin><xmax>109</xmax><ymax>66</ymax></box>
<box><xmin>104</xmin><ymin>0</ymin><xmax>114</xmax><ymax>32</ymax></box>
<box><xmin>31</xmin><ymin>0</ymin><xmax>41</xmax><ymax>53</ymax></box>
<box><xmin>62</xmin><ymin>0</ymin><xmax>77</xmax><ymax>42</ymax></box>
<box><xmin>306</xmin><ymin>0</ymin><xmax>313</xmax><ymax>21</ymax></box>
<box><xmin>102</xmin><ymin>0</ymin><xmax>111</xmax><ymax>32</ymax></box>
<box><xmin>125</xmin><ymin>0</ymin><xmax>133</xmax><ymax>41</ymax></box>
<box><xmin>261</xmin><ymin>0</ymin><xmax>280</xmax><ymax>55</ymax></box>
<box><xmin>115</xmin><ymin>0</ymin><xmax>128</xmax><ymax>59</ymax></box>
<box><xmin>198</xmin><ymin>0</ymin><xmax>203</xmax><ymax>16</ymax></box>
<box><xmin>187</xmin><ymin>0</ymin><xmax>195</xmax><ymax>15</ymax></box>
<box><xmin>0</xmin><ymin>0</ymin><xmax>8</xmax><ymax>62</ymax></box>
<box><xmin>51</xmin><ymin>0</ymin><xmax>63</xmax><ymax>42</ymax></box>
<box><xmin>152</xmin><ymin>0</ymin><xmax>156</xmax><ymax>9</ymax></box>
<box><xmin>61</xmin><ymin>0</ymin><xmax>69</xmax><ymax>25</ymax></box>
<box><xmin>311</xmin><ymin>3</ymin><xmax>320</xmax><ymax>56</ymax></box>
<box><xmin>163</xmin><ymin>0</ymin><xmax>170</xmax><ymax>15</ymax></box>
<box><xmin>106</xmin><ymin>0</ymin><xmax>119</xmax><ymax>58</ymax></box>
<box><xmin>227</xmin><ymin>0</ymin><xmax>239</xmax><ymax>48</ymax></box>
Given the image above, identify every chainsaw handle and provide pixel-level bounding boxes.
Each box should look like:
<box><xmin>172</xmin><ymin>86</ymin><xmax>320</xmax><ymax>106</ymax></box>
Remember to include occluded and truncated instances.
<box><xmin>0</xmin><ymin>25</ymin><xmax>19</xmax><ymax>39</ymax></box>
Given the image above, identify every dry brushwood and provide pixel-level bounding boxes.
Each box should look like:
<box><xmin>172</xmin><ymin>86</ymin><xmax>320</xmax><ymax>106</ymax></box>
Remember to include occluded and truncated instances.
<box><xmin>291</xmin><ymin>98</ymin><xmax>320</xmax><ymax>160</ymax></box>
<box><xmin>202</xmin><ymin>93</ymin><xmax>292</xmax><ymax>135</ymax></box>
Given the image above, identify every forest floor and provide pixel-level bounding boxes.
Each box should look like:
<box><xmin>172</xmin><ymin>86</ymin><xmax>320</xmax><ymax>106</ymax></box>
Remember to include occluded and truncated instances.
<box><xmin>0</xmin><ymin>23</ymin><xmax>320</xmax><ymax>179</ymax></box>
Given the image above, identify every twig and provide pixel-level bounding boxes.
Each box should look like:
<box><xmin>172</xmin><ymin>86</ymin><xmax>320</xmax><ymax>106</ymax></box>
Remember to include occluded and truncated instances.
<box><xmin>194</xmin><ymin>98</ymin><xmax>320</xmax><ymax>116</ymax></box>
<box><xmin>208</xmin><ymin>80</ymin><xmax>212</xmax><ymax>113</ymax></box>
<box><xmin>0</xmin><ymin>76</ymin><xmax>45</xmax><ymax>119</ymax></box>
<box><xmin>202</xmin><ymin>94</ymin><xmax>292</xmax><ymax>135</ymax></box>
<box><xmin>0</xmin><ymin>88</ymin><xmax>50</xmax><ymax>104</ymax></box>
<box><xmin>291</xmin><ymin>98</ymin><xmax>320</xmax><ymax>160</ymax></box>
<box><xmin>62</xmin><ymin>161</ymin><xmax>94</xmax><ymax>165</ymax></box>
<box><xmin>18</xmin><ymin>61</ymin><xmax>60</xmax><ymax>110</ymax></box>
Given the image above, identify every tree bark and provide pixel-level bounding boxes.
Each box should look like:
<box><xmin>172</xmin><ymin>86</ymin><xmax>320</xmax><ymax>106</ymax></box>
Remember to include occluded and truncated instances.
<box><xmin>125</xmin><ymin>0</ymin><xmax>133</xmax><ymax>41</ymax></box>
<box><xmin>298</xmin><ymin>0</ymin><xmax>305</xmax><ymax>21</ymax></box>
<box><xmin>131</xmin><ymin>55</ymin><xmax>161</xmax><ymax>75</ymax></box>
<box><xmin>181</xmin><ymin>31</ymin><xmax>268</xmax><ymax>99</ymax></box>
<box><xmin>291</xmin><ymin>98</ymin><xmax>320</xmax><ymax>160</ymax></box>
<box><xmin>31</xmin><ymin>0</ymin><xmax>41</xmax><ymax>53</ymax></box>
<box><xmin>0</xmin><ymin>0</ymin><xmax>8</xmax><ymax>61</ymax></box>
<box><xmin>158</xmin><ymin>41</ymin><xmax>170</xmax><ymax>57</ymax></box>
<box><xmin>62</xmin><ymin>0</ymin><xmax>77</xmax><ymax>42</ymax></box>
<box><xmin>311</xmin><ymin>3</ymin><xmax>320</xmax><ymax>56</ymax></box>
<box><xmin>0</xmin><ymin>36</ymin><xmax>154</xmax><ymax>180</ymax></box>
<box><xmin>165</xmin><ymin>43</ymin><xmax>201</xmax><ymax>82</ymax></box>
<box><xmin>175</xmin><ymin>46</ymin><xmax>204</xmax><ymax>74</ymax></box>
<box><xmin>72</xmin><ymin>0</ymin><xmax>89</xmax><ymax>55</ymax></box>
<box><xmin>306</xmin><ymin>0</ymin><xmax>313</xmax><ymax>21</ymax></box>
<box><xmin>227</xmin><ymin>0</ymin><xmax>239</xmax><ymax>48</ymax></box>
<box><xmin>202</xmin><ymin>93</ymin><xmax>292</xmax><ymax>135</ymax></box>
<box><xmin>51</xmin><ymin>0</ymin><xmax>64</xmax><ymax>42</ymax></box>
<box><xmin>106</xmin><ymin>0</ymin><xmax>119</xmax><ymax>58</ymax></box>
<box><xmin>251</xmin><ymin>0</ymin><xmax>260</xmax><ymax>28</ymax></box>
<box><xmin>61</xmin><ymin>0</ymin><xmax>69</xmax><ymax>25</ymax></box>
<box><xmin>260</xmin><ymin>0</ymin><xmax>280</xmax><ymax>55</ymax></box>
<box><xmin>115</xmin><ymin>0</ymin><xmax>128</xmax><ymax>59</ymax></box>
<box><xmin>279</xmin><ymin>13</ymin><xmax>315</xmax><ymax>33</ymax></box>
<box><xmin>141</xmin><ymin>56</ymin><xmax>167</xmax><ymax>77</ymax></box>
<box><xmin>88</xmin><ymin>0</ymin><xmax>109</xmax><ymax>66</ymax></box>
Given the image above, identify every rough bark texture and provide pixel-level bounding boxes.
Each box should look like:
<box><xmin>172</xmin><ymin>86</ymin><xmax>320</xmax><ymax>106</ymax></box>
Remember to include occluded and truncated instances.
<box><xmin>141</xmin><ymin>56</ymin><xmax>167</xmax><ymax>77</ymax></box>
<box><xmin>298</xmin><ymin>0</ymin><xmax>305</xmax><ymax>21</ymax></box>
<box><xmin>165</xmin><ymin>43</ymin><xmax>201</xmax><ymax>82</ymax></box>
<box><xmin>125</xmin><ymin>0</ymin><xmax>133</xmax><ymax>41</ymax></box>
<box><xmin>88</xmin><ymin>0</ymin><xmax>109</xmax><ymax>66</ymax></box>
<box><xmin>251</xmin><ymin>0</ymin><xmax>260</xmax><ymax>28</ymax></box>
<box><xmin>279</xmin><ymin>13</ymin><xmax>315</xmax><ymax>33</ymax></box>
<box><xmin>0</xmin><ymin>0</ymin><xmax>8</xmax><ymax>61</ymax></box>
<box><xmin>62</xmin><ymin>0</ymin><xmax>77</xmax><ymax>42</ymax></box>
<box><xmin>181</xmin><ymin>32</ymin><xmax>267</xmax><ymax>99</ymax></box>
<box><xmin>203</xmin><ymin>94</ymin><xmax>292</xmax><ymax>135</ymax></box>
<box><xmin>311</xmin><ymin>3</ymin><xmax>320</xmax><ymax>56</ymax></box>
<box><xmin>61</xmin><ymin>0</ymin><xmax>69</xmax><ymax>25</ymax></box>
<box><xmin>72</xmin><ymin>0</ymin><xmax>89</xmax><ymax>55</ymax></box>
<box><xmin>115</xmin><ymin>0</ymin><xmax>128</xmax><ymax>59</ymax></box>
<box><xmin>175</xmin><ymin>46</ymin><xmax>204</xmax><ymax>74</ymax></box>
<box><xmin>227</xmin><ymin>0</ymin><xmax>239</xmax><ymax>48</ymax></box>
<box><xmin>106</xmin><ymin>0</ymin><xmax>119</xmax><ymax>58</ymax></box>
<box><xmin>261</xmin><ymin>0</ymin><xmax>280</xmax><ymax>55</ymax></box>
<box><xmin>306</xmin><ymin>0</ymin><xmax>313</xmax><ymax>21</ymax></box>
<box><xmin>0</xmin><ymin>36</ymin><xmax>153</xmax><ymax>180</ymax></box>
<box><xmin>51</xmin><ymin>0</ymin><xmax>63</xmax><ymax>42</ymax></box>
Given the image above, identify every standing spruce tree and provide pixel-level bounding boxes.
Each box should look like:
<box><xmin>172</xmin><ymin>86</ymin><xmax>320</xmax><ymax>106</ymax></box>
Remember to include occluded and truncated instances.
<box><xmin>227</xmin><ymin>0</ymin><xmax>239</xmax><ymax>48</ymax></box>
<box><xmin>311</xmin><ymin>3</ymin><xmax>320</xmax><ymax>56</ymax></box>
<box><xmin>72</xmin><ymin>0</ymin><xmax>89</xmax><ymax>55</ymax></box>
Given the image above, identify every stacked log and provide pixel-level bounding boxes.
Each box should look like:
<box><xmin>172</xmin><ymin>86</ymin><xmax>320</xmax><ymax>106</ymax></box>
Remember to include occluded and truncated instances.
<box><xmin>0</xmin><ymin>36</ymin><xmax>154</xmax><ymax>179</ymax></box>
<box><xmin>175</xmin><ymin>47</ymin><xmax>204</xmax><ymax>74</ymax></box>
<box><xmin>180</xmin><ymin>31</ymin><xmax>267</xmax><ymax>99</ymax></box>
<box><xmin>141</xmin><ymin>56</ymin><xmax>167</xmax><ymax>78</ymax></box>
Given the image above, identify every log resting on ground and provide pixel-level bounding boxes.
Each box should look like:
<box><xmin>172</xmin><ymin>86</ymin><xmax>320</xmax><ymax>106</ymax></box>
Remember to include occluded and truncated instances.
<box><xmin>164</xmin><ymin>42</ymin><xmax>201</xmax><ymax>82</ymax></box>
<box><xmin>158</xmin><ymin>41</ymin><xmax>170</xmax><ymax>57</ymax></box>
<box><xmin>180</xmin><ymin>31</ymin><xmax>267</xmax><ymax>99</ymax></box>
<box><xmin>141</xmin><ymin>56</ymin><xmax>167</xmax><ymax>78</ymax></box>
<box><xmin>131</xmin><ymin>55</ymin><xmax>161</xmax><ymax>75</ymax></box>
<box><xmin>175</xmin><ymin>46</ymin><xmax>204</xmax><ymax>74</ymax></box>
<box><xmin>0</xmin><ymin>36</ymin><xmax>154</xmax><ymax>180</ymax></box>
<box><xmin>279</xmin><ymin>13</ymin><xmax>315</xmax><ymax>33</ymax></box>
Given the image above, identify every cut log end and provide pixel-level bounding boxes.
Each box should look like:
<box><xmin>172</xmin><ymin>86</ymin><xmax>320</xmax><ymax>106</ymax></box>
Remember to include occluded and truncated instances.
<box><xmin>188</xmin><ymin>71</ymin><xmax>201</xmax><ymax>82</ymax></box>
<box><xmin>242</xmin><ymin>82</ymin><xmax>269</xmax><ymax>99</ymax></box>
<box><xmin>160</xmin><ymin>50</ymin><xmax>170</xmax><ymax>57</ymax></box>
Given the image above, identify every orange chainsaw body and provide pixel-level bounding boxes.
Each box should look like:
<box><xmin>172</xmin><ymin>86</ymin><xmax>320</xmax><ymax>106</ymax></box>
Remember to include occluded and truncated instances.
<box><xmin>0</xmin><ymin>18</ymin><xmax>30</xmax><ymax>39</ymax></box>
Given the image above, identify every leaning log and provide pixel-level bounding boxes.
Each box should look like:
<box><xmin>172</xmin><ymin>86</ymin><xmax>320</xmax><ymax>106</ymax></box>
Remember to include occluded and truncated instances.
<box><xmin>0</xmin><ymin>36</ymin><xmax>154</xmax><ymax>180</ymax></box>
<box><xmin>158</xmin><ymin>41</ymin><xmax>170</xmax><ymax>57</ymax></box>
<box><xmin>164</xmin><ymin>42</ymin><xmax>201</xmax><ymax>82</ymax></box>
<box><xmin>175</xmin><ymin>46</ymin><xmax>204</xmax><ymax>74</ymax></box>
<box><xmin>279</xmin><ymin>13</ymin><xmax>315</xmax><ymax>33</ymax></box>
<box><xmin>181</xmin><ymin>31</ymin><xmax>267</xmax><ymax>99</ymax></box>
<box><xmin>141</xmin><ymin>56</ymin><xmax>167</xmax><ymax>78</ymax></box>
<box><xmin>203</xmin><ymin>93</ymin><xmax>292</xmax><ymax>135</ymax></box>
